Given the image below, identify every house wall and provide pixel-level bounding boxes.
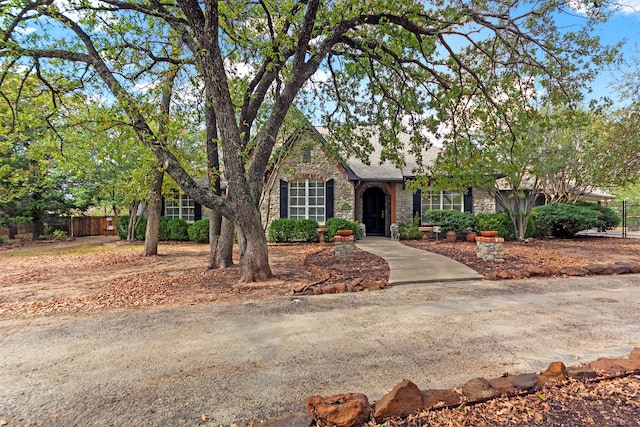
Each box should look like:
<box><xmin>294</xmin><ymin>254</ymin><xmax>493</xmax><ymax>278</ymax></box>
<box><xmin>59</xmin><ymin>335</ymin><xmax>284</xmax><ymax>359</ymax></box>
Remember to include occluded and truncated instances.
<box><xmin>396</xmin><ymin>184</ymin><xmax>415</xmax><ymax>225</ymax></box>
<box><xmin>260</xmin><ymin>130</ymin><xmax>354</xmax><ymax>231</ymax></box>
<box><xmin>472</xmin><ymin>187</ymin><xmax>496</xmax><ymax>213</ymax></box>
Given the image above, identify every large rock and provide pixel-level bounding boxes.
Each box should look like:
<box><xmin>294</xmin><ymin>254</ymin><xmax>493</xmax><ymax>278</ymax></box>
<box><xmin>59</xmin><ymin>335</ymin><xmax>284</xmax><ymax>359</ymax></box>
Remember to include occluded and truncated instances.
<box><xmin>526</xmin><ymin>266</ymin><xmax>548</xmax><ymax>276</ymax></box>
<box><xmin>611</xmin><ymin>264</ymin><xmax>632</xmax><ymax>275</ymax></box>
<box><xmin>629</xmin><ymin>348</ymin><xmax>640</xmax><ymax>361</ymax></box>
<box><xmin>541</xmin><ymin>361</ymin><xmax>568</xmax><ymax>379</ymax></box>
<box><xmin>511</xmin><ymin>373</ymin><xmax>539</xmax><ymax>390</ymax></box>
<box><xmin>560</xmin><ymin>266</ymin><xmax>590</xmax><ymax>276</ymax></box>
<box><xmin>583</xmin><ymin>263</ymin><xmax>613</xmax><ymax>275</ymax></box>
<box><xmin>462</xmin><ymin>378</ymin><xmax>498</xmax><ymax>402</ymax></box>
<box><xmin>305</xmin><ymin>393</ymin><xmax>372</xmax><ymax>427</ymax></box>
<box><xmin>488</xmin><ymin>376</ymin><xmax>516</xmax><ymax>395</ymax></box>
<box><xmin>566</xmin><ymin>366</ymin><xmax>597</xmax><ymax>380</ymax></box>
<box><xmin>588</xmin><ymin>357</ymin><xmax>639</xmax><ymax>374</ymax></box>
<box><xmin>373</xmin><ymin>379</ymin><xmax>423</xmax><ymax>422</ymax></box>
<box><xmin>421</xmin><ymin>389</ymin><xmax>461</xmax><ymax>408</ymax></box>
<box><xmin>259</xmin><ymin>412</ymin><xmax>313</xmax><ymax>427</ymax></box>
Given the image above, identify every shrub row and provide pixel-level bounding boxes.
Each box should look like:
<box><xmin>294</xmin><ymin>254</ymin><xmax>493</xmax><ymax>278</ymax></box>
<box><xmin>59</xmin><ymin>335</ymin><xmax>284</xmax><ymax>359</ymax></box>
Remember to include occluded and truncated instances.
<box><xmin>116</xmin><ymin>216</ymin><xmax>211</xmax><ymax>243</ymax></box>
<box><xmin>397</xmin><ymin>202</ymin><xmax>619</xmax><ymax>240</ymax></box>
<box><xmin>267</xmin><ymin>217</ymin><xmax>361</xmax><ymax>243</ymax></box>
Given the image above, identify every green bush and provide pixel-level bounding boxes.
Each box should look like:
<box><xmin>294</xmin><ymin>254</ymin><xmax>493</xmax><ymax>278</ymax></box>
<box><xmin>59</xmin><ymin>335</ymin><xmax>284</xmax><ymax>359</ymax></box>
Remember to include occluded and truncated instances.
<box><xmin>531</xmin><ymin>203</ymin><xmax>600</xmax><ymax>238</ymax></box>
<box><xmin>295</xmin><ymin>218</ymin><xmax>320</xmax><ymax>242</ymax></box>
<box><xmin>188</xmin><ymin>219</ymin><xmax>210</xmax><ymax>243</ymax></box>
<box><xmin>268</xmin><ymin>218</ymin><xmax>297</xmax><ymax>242</ymax></box>
<box><xmin>0</xmin><ymin>235</ymin><xmax>4</xmax><ymax>245</ymax></box>
<box><xmin>53</xmin><ymin>229</ymin><xmax>67</xmax><ymax>240</ymax></box>
<box><xmin>575</xmin><ymin>201</ymin><xmax>620</xmax><ymax>231</ymax></box>
<box><xmin>398</xmin><ymin>213</ymin><xmax>421</xmax><ymax>240</ymax></box>
<box><xmin>116</xmin><ymin>216</ymin><xmax>147</xmax><ymax>240</ymax></box>
<box><xmin>164</xmin><ymin>218</ymin><xmax>189</xmax><ymax>241</ymax></box>
<box><xmin>325</xmin><ymin>217</ymin><xmax>360</xmax><ymax>240</ymax></box>
<box><xmin>421</xmin><ymin>210</ymin><xmax>477</xmax><ymax>233</ymax></box>
<box><xmin>476</xmin><ymin>212</ymin><xmax>535</xmax><ymax>239</ymax></box>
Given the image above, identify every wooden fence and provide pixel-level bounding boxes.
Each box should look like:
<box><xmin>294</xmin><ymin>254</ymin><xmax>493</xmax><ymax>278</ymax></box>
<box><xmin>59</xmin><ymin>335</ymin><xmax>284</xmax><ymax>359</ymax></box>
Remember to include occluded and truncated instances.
<box><xmin>68</xmin><ymin>216</ymin><xmax>116</xmax><ymax>237</ymax></box>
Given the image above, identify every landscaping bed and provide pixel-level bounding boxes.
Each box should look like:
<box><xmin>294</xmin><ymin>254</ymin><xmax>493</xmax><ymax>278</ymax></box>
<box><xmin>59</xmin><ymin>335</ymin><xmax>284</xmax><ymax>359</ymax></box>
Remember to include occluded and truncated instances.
<box><xmin>403</xmin><ymin>236</ymin><xmax>640</xmax><ymax>280</ymax></box>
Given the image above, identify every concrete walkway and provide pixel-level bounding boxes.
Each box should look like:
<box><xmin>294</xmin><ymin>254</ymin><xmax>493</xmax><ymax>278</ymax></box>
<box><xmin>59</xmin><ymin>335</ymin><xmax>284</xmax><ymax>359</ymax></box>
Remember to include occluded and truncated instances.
<box><xmin>356</xmin><ymin>236</ymin><xmax>483</xmax><ymax>284</ymax></box>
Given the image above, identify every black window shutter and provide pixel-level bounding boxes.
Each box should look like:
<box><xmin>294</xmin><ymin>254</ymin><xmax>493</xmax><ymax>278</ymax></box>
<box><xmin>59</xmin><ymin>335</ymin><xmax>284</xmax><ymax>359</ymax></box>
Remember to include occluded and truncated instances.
<box><xmin>194</xmin><ymin>202</ymin><xmax>202</xmax><ymax>221</ymax></box>
<box><xmin>412</xmin><ymin>190</ymin><xmax>422</xmax><ymax>219</ymax></box>
<box><xmin>463</xmin><ymin>187</ymin><xmax>473</xmax><ymax>213</ymax></box>
<box><xmin>280</xmin><ymin>180</ymin><xmax>288</xmax><ymax>218</ymax></box>
<box><xmin>325</xmin><ymin>179</ymin><xmax>334</xmax><ymax>219</ymax></box>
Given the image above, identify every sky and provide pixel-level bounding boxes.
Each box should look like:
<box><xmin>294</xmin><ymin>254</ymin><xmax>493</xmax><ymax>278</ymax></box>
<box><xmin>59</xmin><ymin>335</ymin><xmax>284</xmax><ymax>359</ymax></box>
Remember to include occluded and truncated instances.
<box><xmin>572</xmin><ymin>1</ymin><xmax>640</xmax><ymax>104</ymax></box>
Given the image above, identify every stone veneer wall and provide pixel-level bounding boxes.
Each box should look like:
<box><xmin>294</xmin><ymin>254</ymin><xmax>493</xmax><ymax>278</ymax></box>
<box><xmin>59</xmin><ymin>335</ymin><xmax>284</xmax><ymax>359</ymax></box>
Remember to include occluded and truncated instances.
<box><xmin>260</xmin><ymin>130</ymin><xmax>354</xmax><ymax>232</ymax></box>
<box><xmin>395</xmin><ymin>184</ymin><xmax>415</xmax><ymax>225</ymax></box>
<box><xmin>472</xmin><ymin>187</ymin><xmax>497</xmax><ymax>214</ymax></box>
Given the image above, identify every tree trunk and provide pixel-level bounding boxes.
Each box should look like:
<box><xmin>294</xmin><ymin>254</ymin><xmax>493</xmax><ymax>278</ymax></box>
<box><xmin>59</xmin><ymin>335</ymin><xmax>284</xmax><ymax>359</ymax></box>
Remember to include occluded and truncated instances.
<box><xmin>143</xmin><ymin>166</ymin><xmax>164</xmax><ymax>256</ymax></box>
<box><xmin>213</xmin><ymin>216</ymin><xmax>235</xmax><ymax>268</ymax></box>
<box><xmin>236</xmin><ymin>208</ymin><xmax>272</xmax><ymax>282</ymax></box>
<box><xmin>8</xmin><ymin>223</ymin><xmax>17</xmax><ymax>240</ymax></box>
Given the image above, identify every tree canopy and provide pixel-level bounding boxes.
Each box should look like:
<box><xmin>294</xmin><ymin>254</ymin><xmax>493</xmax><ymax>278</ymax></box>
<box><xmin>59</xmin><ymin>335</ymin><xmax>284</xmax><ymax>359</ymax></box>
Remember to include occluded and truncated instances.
<box><xmin>1</xmin><ymin>0</ymin><xmax>618</xmax><ymax>279</ymax></box>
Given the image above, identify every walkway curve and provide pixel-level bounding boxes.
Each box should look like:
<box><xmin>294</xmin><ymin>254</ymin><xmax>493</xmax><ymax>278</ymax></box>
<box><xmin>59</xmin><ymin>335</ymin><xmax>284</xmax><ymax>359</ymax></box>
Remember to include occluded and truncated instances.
<box><xmin>356</xmin><ymin>236</ymin><xmax>483</xmax><ymax>284</ymax></box>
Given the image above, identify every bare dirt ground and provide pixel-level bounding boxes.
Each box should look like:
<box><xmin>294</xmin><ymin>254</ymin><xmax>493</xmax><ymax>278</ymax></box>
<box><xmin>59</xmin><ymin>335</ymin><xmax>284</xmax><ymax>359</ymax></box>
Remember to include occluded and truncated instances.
<box><xmin>404</xmin><ymin>236</ymin><xmax>640</xmax><ymax>278</ymax></box>
<box><xmin>0</xmin><ymin>236</ymin><xmax>388</xmax><ymax>320</ymax></box>
<box><xmin>2</xmin><ymin>235</ymin><xmax>640</xmax><ymax>426</ymax></box>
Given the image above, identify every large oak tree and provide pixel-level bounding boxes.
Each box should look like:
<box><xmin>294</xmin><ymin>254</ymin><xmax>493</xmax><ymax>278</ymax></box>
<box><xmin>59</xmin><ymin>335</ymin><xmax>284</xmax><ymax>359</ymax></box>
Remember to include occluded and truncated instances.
<box><xmin>1</xmin><ymin>0</ymin><xmax>615</xmax><ymax>281</ymax></box>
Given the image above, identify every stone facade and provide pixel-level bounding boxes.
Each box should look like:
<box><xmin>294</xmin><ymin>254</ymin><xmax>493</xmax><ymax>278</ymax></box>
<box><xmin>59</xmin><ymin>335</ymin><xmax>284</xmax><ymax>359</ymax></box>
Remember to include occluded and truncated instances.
<box><xmin>472</xmin><ymin>188</ymin><xmax>496</xmax><ymax>213</ymax></box>
<box><xmin>260</xmin><ymin>129</ymin><xmax>353</xmax><ymax>231</ymax></box>
<box><xmin>395</xmin><ymin>184</ymin><xmax>415</xmax><ymax>225</ymax></box>
<box><xmin>476</xmin><ymin>236</ymin><xmax>505</xmax><ymax>261</ymax></box>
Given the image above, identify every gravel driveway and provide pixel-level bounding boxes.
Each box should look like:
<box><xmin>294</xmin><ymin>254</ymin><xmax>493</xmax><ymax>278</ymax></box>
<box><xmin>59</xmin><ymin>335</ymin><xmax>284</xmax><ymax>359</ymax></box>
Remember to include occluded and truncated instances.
<box><xmin>1</xmin><ymin>275</ymin><xmax>639</xmax><ymax>425</ymax></box>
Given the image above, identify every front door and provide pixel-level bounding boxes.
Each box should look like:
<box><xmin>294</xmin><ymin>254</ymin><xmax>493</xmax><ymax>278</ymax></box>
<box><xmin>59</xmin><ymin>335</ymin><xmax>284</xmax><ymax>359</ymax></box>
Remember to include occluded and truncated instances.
<box><xmin>363</xmin><ymin>187</ymin><xmax>386</xmax><ymax>235</ymax></box>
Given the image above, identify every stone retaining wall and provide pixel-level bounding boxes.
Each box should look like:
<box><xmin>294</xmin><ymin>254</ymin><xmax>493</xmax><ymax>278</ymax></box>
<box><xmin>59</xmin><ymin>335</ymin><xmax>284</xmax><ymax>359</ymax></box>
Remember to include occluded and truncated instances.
<box><xmin>476</xmin><ymin>236</ymin><xmax>504</xmax><ymax>261</ymax></box>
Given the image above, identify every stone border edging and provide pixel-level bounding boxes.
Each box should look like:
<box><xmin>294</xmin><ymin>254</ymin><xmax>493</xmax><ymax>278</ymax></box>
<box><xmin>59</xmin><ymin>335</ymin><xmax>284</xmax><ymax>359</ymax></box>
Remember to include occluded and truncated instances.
<box><xmin>304</xmin><ymin>348</ymin><xmax>640</xmax><ymax>427</ymax></box>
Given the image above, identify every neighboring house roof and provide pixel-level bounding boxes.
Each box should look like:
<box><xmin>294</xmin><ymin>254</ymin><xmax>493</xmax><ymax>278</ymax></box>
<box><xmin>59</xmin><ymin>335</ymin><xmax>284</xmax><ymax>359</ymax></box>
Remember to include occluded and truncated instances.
<box><xmin>314</xmin><ymin>127</ymin><xmax>441</xmax><ymax>182</ymax></box>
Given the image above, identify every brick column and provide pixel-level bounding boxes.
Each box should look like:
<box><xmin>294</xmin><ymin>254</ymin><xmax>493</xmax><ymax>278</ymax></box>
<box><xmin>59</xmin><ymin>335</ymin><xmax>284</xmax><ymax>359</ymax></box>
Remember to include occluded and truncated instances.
<box><xmin>476</xmin><ymin>236</ymin><xmax>505</xmax><ymax>261</ymax></box>
<box><xmin>334</xmin><ymin>235</ymin><xmax>355</xmax><ymax>260</ymax></box>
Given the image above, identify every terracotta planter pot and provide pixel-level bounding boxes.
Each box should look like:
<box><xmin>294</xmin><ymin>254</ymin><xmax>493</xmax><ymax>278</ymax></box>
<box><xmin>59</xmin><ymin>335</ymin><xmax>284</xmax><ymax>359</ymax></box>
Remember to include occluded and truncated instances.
<box><xmin>465</xmin><ymin>232</ymin><xmax>477</xmax><ymax>242</ymax></box>
<box><xmin>480</xmin><ymin>230</ymin><xmax>499</xmax><ymax>237</ymax></box>
<box><xmin>337</xmin><ymin>229</ymin><xmax>353</xmax><ymax>236</ymax></box>
<box><xmin>445</xmin><ymin>230</ymin><xmax>457</xmax><ymax>242</ymax></box>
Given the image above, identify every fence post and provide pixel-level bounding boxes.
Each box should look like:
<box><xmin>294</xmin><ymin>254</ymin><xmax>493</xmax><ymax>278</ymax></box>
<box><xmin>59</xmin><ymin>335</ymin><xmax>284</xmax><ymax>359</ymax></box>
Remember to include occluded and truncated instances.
<box><xmin>622</xmin><ymin>200</ymin><xmax>627</xmax><ymax>239</ymax></box>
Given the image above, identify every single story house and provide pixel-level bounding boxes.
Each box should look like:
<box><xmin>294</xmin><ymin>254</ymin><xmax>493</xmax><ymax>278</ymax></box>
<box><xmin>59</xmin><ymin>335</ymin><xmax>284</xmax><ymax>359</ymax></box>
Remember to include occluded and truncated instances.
<box><xmin>162</xmin><ymin>123</ymin><xmax>613</xmax><ymax>237</ymax></box>
<box><xmin>259</xmin><ymin>125</ymin><xmax>498</xmax><ymax>236</ymax></box>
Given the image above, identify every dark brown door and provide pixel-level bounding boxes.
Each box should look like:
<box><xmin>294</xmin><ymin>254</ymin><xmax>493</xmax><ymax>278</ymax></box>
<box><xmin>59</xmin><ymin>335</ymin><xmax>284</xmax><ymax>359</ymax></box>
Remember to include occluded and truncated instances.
<box><xmin>363</xmin><ymin>187</ymin><xmax>385</xmax><ymax>235</ymax></box>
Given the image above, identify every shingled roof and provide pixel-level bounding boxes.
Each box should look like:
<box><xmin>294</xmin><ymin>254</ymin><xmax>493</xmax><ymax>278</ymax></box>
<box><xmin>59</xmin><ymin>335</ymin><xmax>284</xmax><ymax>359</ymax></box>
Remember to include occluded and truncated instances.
<box><xmin>314</xmin><ymin>127</ymin><xmax>441</xmax><ymax>182</ymax></box>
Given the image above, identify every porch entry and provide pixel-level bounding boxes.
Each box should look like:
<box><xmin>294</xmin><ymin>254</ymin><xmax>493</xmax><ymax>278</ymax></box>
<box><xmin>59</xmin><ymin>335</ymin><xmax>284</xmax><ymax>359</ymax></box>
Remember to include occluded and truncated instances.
<box><xmin>363</xmin><ymin>187</ymin><xmax>386</xmax><ymax>235</ymax></box>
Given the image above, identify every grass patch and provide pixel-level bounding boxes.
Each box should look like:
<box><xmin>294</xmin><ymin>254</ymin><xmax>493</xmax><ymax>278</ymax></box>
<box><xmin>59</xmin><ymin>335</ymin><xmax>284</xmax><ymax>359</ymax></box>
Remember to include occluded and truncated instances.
<box><xmin>0</xmin><ymin>243</ymin><xmax>141</xmax><ymax>258</ymax></box>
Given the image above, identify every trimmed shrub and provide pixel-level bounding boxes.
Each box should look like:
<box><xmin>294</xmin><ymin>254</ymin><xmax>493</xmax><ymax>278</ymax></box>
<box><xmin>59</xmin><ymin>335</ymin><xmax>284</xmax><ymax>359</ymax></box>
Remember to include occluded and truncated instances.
<box><xmin>295</xmin><ymin>218</ymin><xmax>320</xmax><ymax>242</ymax></box>
<box><xmin>188</xmin><ymin>219</ymin><xmax>210</xmax><ymax>243</ymax></box>
<box><xmin>531</xmin><ymin>203</ymin><xmax>600</xmax><ymax>238</ymax></box>
<box><xmin>116</xmin><ymin>216</ymin><xmax>147</xmax><ymax>240</ymax></box>
<box><xmin>268</xmin><ymin>218</ymin><xmax>297</xmax><ymax>242</ymax></box>
<box><xmin>576</xmin><ymin>201</ymin><xmax>620</xmax><ymax>231</ymax></box>
<box><xmin>325</xmin><ymin>217</ymin><xmax>360</xmax><ymax>240</ymax></box>
<box><xmin>421</xmin><ymin>210</ymin><xmax>477</xmax><ymax>233</ymax></box>
<box><xmin>398</xmin><ymin>213</ymin><xmax>421</xmax><ymax>240</ymax></box>
<box><xmin>164</xmin><ymin>218</ymin><xmax>189</xmax><ymax>241</ymax></box>
<box><xmin>476</xmin><ymin>212</ymin><xmax>535</xmax><ymax>240</ymax></box>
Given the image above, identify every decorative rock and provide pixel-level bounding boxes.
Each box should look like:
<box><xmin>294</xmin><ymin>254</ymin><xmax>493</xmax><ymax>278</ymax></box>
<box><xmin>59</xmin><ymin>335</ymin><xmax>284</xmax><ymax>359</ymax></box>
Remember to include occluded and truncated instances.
<box><xmin>526</xmin><ymin>266</ymin><xmax>547</xmax><ymax>276</ymax></box>
<box><xmin>305</xmin><ymin>393</ymin><xmax>372</xmax><ymax>427</ymax></box>
<box><xmin>511</xmin><ymin>373</ymin><xmax>539</xmax><ymax>390</ymax></box>
<box><xmin>321</xmin><ymin>284</ymin><xmax>337</xmax><ymax>294</ymax></box>
<box><xmin>421</xmin><ymin>389</ymin><xmax>461</xmax><ymax>408</ymax></box>
<box><xmin>629</xmin><ymin>348</ymin><xmax>640</xmax><ymax>361</ymax></box>
<box><xmin>488</xmin><ymin>376</ymin><xmax>516</xmax><ymax>395</ymax></box>
<box><xmin>611</xmin><ymin>264</ymin><xmax>632</xmax><ymax>275</ymax></box>
<box><xmin>462</xmin><ymin>378</ymin><xmax>498</xmax><ymax>402</ymax></box>
<box><xmin>631</xmin><ymin>264</ymin><xmax>640</xmax><ymax>274</ymax></box>
<box><xmin>541</xmin><ymin>361</ymin><xmax>568</xmax><ymax>379</ymax></box>
<box><xmin>588</xmin><ymin>358</ymin><xmax>634</xmax><ymax>374</ymax></box>
<box><xmin>373</xmin><ymin>379</ymin><xmax>423</xmax><ymax>422</ymax></box>
<box><xmin>566</xmin><ymin>366</ymin><xmax>597</xmax><ymax>380</ymax></box>
<box><xmin>335</xmin><ymin>283</ymin><xmax>347</xmax><ymax>293</ymax></box>
<box><xmin>583</xmin><ymin>263</ymin><xmax>613</xmax><ymax>275</ymax></box>
<box><xmin>559</xmin><ymin>266</ymin><xmax>590</xmax><ymax>276</ymax></box>
<box><xmin>498</xmin><ymin>271</ymin><xmax>511</xmax><ymax>279</ymax></box>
